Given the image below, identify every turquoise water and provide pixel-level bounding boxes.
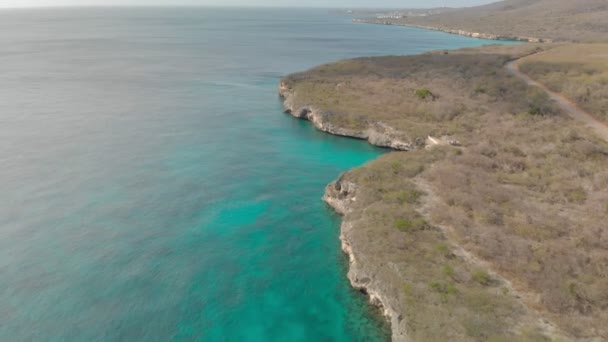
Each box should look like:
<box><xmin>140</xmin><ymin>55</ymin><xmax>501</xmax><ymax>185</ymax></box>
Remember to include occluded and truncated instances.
<box><xmin>0</xmin><ymin>8</ymin><xmax>508</xmax><ymax>341</ymax></box>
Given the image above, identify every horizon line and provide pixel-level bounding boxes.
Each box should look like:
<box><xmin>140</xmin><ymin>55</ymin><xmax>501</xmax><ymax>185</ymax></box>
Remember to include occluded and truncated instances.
<box><xmin>0</xmin><ymin>4</ymin><xmax>444</xmax><ymax>10</ymax></box>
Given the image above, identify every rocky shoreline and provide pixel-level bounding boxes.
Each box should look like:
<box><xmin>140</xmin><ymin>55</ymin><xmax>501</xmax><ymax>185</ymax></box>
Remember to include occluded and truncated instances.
<box><xmin>323</xmin><ymin>177</ymin><xmax>407</xmax><ymax>342</ymax></box>
<box><xmin>279</xmin><ymin>82</ymin><xmax>408</xmax><ymax>341</ymax></box>
<box><xmin>279</xmin><ymin>82</ymin><xmax>417</xmax><ymax>151</ymax></box>
<box><xmin>352</xmin><ymin>18</ymin><xmax>553</xmax><ymax>43</ymax></box>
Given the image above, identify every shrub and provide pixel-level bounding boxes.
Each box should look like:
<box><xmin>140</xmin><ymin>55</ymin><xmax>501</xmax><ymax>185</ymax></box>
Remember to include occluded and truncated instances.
<box><xmin>430</xmin><ymin>281</ymin><xmax>459</xmax><ymax>302</ymax></box>
<box><xmin>443</xmin><ymin>265</ymin><xmax>455</xmax><ymax>278</ymax></box>
<box><xmin>397</xmin><ymin>189</ymin><xmax>424</xmax><ymax>204</ymax></box>
<box><xmin>472</xmin><ymin>270</ymin><xmax>493</xmax><ymax>286</ymax></box>
<box><xmin>435</xmin><ymin>243</ymin><xmax>454</xmax><ymax>259</ymax></box>
<box><xmin>565</xmin><ymin>187</ymin><xmax>587</xmax><ymax>204</ymax></box>
<box><xmin>401</xmin><ymin>162</ymin><xmax>426</xmax><ymax>177</ymax></box>
<box><xmin>403</xmin><ymin>282</ymin><xmax>414</xmax><ymax>298</ymax></box>
<box><xmin>430</xmin><ymin>281</ymin><xmax>458</xmax><ymax>294</ymax></box>
<box><xmin>526</xmin><ymin>87</ymin><xmax>557</xmax><ymax>116</ymax></box>
<box><xmin>474</xmin><ymin>86</ymin><xmax>487</xmax><ymax>94</ymax></box>
<box><xmin>394</xmin><ymin>217</ymin><xmax>427</xmax><ymax>232</ymax></box>
<box><xmin>415</xmin><ymin>88</ymin><xmax>434</xmax><ymax>100</ymax></box>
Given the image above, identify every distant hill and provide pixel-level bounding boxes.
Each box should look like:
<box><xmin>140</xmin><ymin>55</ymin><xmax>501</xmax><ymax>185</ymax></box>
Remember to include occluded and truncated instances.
<box><xmin>358</xmin><ymin>0</ymin><xmax>608</xmax><ymax>42</ymax></box>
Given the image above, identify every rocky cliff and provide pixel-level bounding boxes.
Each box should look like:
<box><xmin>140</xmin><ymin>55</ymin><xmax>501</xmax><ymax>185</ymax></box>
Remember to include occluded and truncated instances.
<box><xmin>323</xmin><ymin>177</ymin><xmax>408</xmax><ymax>342</ymax></box>
<box><xmin>279</xmin><ymin>82</ymin><xmax>417</xmax><ymax>151</ymax></box>
<box><xmin>280</xmin><ymin>81</ymin><xmax>409</xmax><ymax>339</ymax></box>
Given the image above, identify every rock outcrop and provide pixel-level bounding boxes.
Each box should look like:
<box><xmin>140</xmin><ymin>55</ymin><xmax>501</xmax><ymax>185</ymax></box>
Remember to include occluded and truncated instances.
<box><xmin>279</xmin><ymin>82</ymin><xmax>417</xmax><ymax>151</ymax></box>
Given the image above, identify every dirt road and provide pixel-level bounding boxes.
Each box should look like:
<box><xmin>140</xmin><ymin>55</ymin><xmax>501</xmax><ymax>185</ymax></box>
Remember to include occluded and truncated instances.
<box><xmin>506</xmin><ymin>58</ymin><xmax>608</xmax><ymax>141</ymax></box>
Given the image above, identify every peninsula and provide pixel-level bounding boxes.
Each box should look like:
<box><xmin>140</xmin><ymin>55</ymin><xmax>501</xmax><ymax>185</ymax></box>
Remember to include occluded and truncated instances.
<box><xmin>280</xmin><ymin>1</ymin><xmax>608</xmax><ymax>340</ymax></box>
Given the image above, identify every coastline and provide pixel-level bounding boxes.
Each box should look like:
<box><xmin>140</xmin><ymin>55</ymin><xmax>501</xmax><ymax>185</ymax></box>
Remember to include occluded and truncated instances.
<box><xmin>278</xmin><ymin>3</ymin><xmax>608</xmax><ymax>339</ymax></box>
<box><xmin>279</xmin><ymin>81</ymin><xmax>417</xmax><ymax>151</ymax></box>
<box><xmin>276</xmin><ymin>41</ymin><xmax>600</xmax><ymax>340</ymax></box>
<box><xmin>323</xmin><ymin>177</ymin><xmax>408</xmax><ymax>341</ymax></box>
<box><xmin>279</xmin><ymin>82</ymin><xmax>407</xmax><ymax>340</ymax></box>
<box><xmin>352</xmin><ymin>18</ymin><xmax>553</xmax><ymax>43</ymax></box>
<box><xmin>279</xmin><ymin>85</ymin><xmax>410</xmax><ymax>339</ymax></box>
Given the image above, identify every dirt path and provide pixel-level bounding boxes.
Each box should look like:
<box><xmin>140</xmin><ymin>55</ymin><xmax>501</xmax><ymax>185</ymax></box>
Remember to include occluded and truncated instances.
<box><xmin>415</xmin><ymin>178</ymin><xmax>566</xmax><ymax>339</ymax></box>
<box><xmin>506</xmin><ymin>57</ymin><xmax>608</xmax><ymax>142</ymax></box>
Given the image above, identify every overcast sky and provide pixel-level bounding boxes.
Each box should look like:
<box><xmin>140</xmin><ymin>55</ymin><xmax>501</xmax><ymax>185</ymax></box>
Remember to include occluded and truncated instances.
<box><xmin>0</xmin><ymin>0</ymin><xmax>497</xmax><ymax>8</ymax></box>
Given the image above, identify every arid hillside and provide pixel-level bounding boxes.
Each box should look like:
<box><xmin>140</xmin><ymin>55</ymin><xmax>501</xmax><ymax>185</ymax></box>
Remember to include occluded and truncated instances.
<box><xmin>358</xmin><ymin>0</ymin><xmax>608</xmax><ymax>42</ymax></box>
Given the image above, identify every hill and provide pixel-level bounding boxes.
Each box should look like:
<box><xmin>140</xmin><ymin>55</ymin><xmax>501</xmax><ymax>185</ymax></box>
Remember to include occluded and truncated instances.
<box><xmin>356</xmin><ymin>0</ymin><xmax>608</xmax><ymax>42</ymax></box>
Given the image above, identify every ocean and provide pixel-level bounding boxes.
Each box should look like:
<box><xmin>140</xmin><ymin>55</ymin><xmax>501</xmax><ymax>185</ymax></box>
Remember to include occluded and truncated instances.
<box><xmin>0</xmin><ymin>7</ymin><xmax>505</xmax><ymax>341</ymax></box>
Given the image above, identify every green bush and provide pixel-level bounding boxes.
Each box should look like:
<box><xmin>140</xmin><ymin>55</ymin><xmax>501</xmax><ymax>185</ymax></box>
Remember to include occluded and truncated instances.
<box><xmin>435</xmin><ymin>243</ymin><xmax>454</xmax><ymax>259</ymax></box>
<box><xmin>474</xmin><ymin>86</ymin><xmax>487</xmax><ymax>94</ymax></box>
<box><xmin>403</xmin><ymin>282</ymin><xmax>414</xmax><ymax>297</ymax></box>
<box><xmin>397</xmin><ymin>189</ymin><xmax>423</xmax><ymax>204</ymax></box>
<box><xmin>565</xmin><ymin>187</ymin><xmax>587</xmax><ymax>204</ymax></box>
<box><xmin>526</xmin><ymin>87</ymin><xmax>557</xmax><ymax>116</ymax></box>
<box><xmin>472</xmin><ymin>270</ymin><xmax>493</xmax><ymax>286</ymax></box>
<box><xmin>415</xmin><ymin>88</ymin><xmax>434</xmax><ymax>100</ymax></box>
<box><xmin>394</xmin><ymin>217</ymin><xmax>427</xmax><ymax>232</ymax></box>
<box><xmin>430</xmin><ymin>281</ymin><xmax>458</xmax><ymax>302</ymax></box>
<box><xmin>430</xmin><ymin>281</ymin><xmax>458</xmax><ymax>294</ymax></box>
<box><xmin>443</xmin><ymin>265</ymin><xmax>455</xmax><ymax>278</ymax></box>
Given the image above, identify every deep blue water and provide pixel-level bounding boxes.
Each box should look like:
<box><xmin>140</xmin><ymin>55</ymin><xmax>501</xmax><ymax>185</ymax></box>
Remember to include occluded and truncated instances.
<box><xmin>0</xmin><ymin>8</ymin><xmax>508</xmax><ymax>341</ymax></box>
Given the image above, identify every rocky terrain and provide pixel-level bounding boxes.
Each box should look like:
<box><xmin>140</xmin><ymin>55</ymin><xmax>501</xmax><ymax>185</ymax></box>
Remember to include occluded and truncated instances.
<box><xmin>279</xmin><ymin>43</ymin><xmax>608</xmax><ymax>341</ymax></box>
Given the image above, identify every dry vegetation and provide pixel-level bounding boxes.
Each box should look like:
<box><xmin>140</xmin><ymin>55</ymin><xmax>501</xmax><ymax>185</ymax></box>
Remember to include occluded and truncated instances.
<box><xmin>283</xmin><ymin>44</ymin><xmax>558</xmax><ymax>146</ymax></box>
<box><xmin>520</xmin><ymin>44</ymin><xmax>608</xmax><ymax>123</ymax></box>
<box><xmin>362</xmin><ymin>0</ymin><xmax>608</xmax><ymax>43</ymax></box>
<box><xmin>283</xmin><ymin>44</ymin><xmax>608</xmax><ymax>340</ymax></box>
<box><xmin>337</xmin><ymin>149</ymin><xmax>559</xmax><ymax>341</ymax></box>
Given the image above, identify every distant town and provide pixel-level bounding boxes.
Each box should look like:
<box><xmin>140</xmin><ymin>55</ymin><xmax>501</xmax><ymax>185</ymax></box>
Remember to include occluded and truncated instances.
<box><xmin>335</xmin><ymin>8</ymin><xmax>453</xmax><ymax>19</ymax></box>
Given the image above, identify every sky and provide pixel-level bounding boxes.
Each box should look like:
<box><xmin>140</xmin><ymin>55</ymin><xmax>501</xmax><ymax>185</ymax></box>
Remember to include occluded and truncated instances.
<box><xmin>0</xmin><ymin>0</ymin><xmax>497</xmax><ymax>8</ymax></box>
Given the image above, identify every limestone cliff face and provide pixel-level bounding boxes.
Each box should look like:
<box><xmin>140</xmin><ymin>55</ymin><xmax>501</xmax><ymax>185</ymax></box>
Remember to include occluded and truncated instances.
<box><xmin>323</xmin><ymin>177</ymin><xmax>408</xmax><ymax>342</ymax></box>
<box><xmin>279</xmin><ymin>82</ymin><xmax>416</xmax><ymax>151</ymax></box>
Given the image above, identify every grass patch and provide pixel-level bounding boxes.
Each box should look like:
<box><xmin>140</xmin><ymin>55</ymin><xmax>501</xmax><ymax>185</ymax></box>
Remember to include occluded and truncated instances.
<box><xmin>415</xmin><ymin>88</ymin><xmax>434</xmax><ymax>100</ymax></box>
<box><xmin>472</xmin><ymin>270</ymin><xmax>493</xmax><ymax>286</ymax></box>
<box><xmin>394</xmin><ymin>217</ymin><xmax>428</xmax><ymax>232</ymax></box>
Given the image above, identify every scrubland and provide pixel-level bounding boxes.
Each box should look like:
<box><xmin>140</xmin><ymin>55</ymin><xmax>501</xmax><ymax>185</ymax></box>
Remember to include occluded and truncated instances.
<box><xmin>282</xmin><ymin>43</ymin><xmax>608</xmax><ymax>340</ymax></box>
<box><xmin>360</xmin><ymin>0</ymin><xmax>608</xmax><ymax>43</ymax></box>
<box><xmin>520</xmin><ymin>44</ymin><xmax>608</xmax><ymax>123</ymax></box>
